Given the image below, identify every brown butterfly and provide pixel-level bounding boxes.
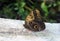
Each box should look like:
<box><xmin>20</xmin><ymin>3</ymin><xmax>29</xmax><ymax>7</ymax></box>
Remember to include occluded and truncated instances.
<box><xmin>24</xmin><ymin>9</ymin><xmax>45</xmax><ymax>32</ymax></box>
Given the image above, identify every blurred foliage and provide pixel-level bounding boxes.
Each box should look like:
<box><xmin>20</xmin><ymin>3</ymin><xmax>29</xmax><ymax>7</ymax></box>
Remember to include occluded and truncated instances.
<box><xmin>0</xmin><ymin>0</ymin><xmax>60</xmax><ymax>22</ymax></box>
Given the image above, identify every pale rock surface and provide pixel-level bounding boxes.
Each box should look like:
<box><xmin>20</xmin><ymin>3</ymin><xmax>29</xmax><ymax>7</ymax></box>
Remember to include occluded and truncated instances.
<box><xmin>0</xmin><ymin>18</ymin><xmax>60</xmax><ymax>41</ymax></box>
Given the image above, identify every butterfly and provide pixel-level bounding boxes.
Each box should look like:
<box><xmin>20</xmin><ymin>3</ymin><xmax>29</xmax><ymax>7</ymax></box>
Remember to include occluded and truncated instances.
<box><xmin>24</xmin><ymin>9</ymin><xmax>45</xmax><ymax>32</ymax></box>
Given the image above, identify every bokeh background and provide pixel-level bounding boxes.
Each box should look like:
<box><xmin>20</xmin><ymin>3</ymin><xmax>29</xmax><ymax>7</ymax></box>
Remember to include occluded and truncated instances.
<box><xmin>0</xmin><ymin>0</ymin><xmax>60</xmax><ymax>22</ymax></box>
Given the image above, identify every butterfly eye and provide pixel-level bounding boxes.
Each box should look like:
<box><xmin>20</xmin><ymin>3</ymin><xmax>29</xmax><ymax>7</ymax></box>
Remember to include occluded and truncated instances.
<box><xmin>34</xmin><ymin>25</ymin><xmax>38</xmax><ymax>29</ymax></box>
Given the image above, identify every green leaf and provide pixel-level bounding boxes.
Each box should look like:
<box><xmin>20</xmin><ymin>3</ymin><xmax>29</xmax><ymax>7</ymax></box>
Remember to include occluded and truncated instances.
<box><xmin>20</xmin><ymin>2</ymin><xmax>26</xmax><ymax>8</ymax></box>
<box><xmin>53</xmin><ymin>3</ymin><xmax>57</xmax><ymax>7</ymax></box>
<box><xmin>41</xmin><ymin>2</ymin><xmax>48</xmax><ymax>13</ymax></box>
<box><xmin>48</xmin><ymin>4</ymin><xmax>52</xmax><ymax>7</ymax></box>
<box><xmin>19</xmin><ymin>8</ymin><xmax>24</xmax><ymax>15</ymax></box>
<box><xmin>41</xmin><ymin>2</ymin><xmax>49</xmax><ymax>17</ymax></box>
